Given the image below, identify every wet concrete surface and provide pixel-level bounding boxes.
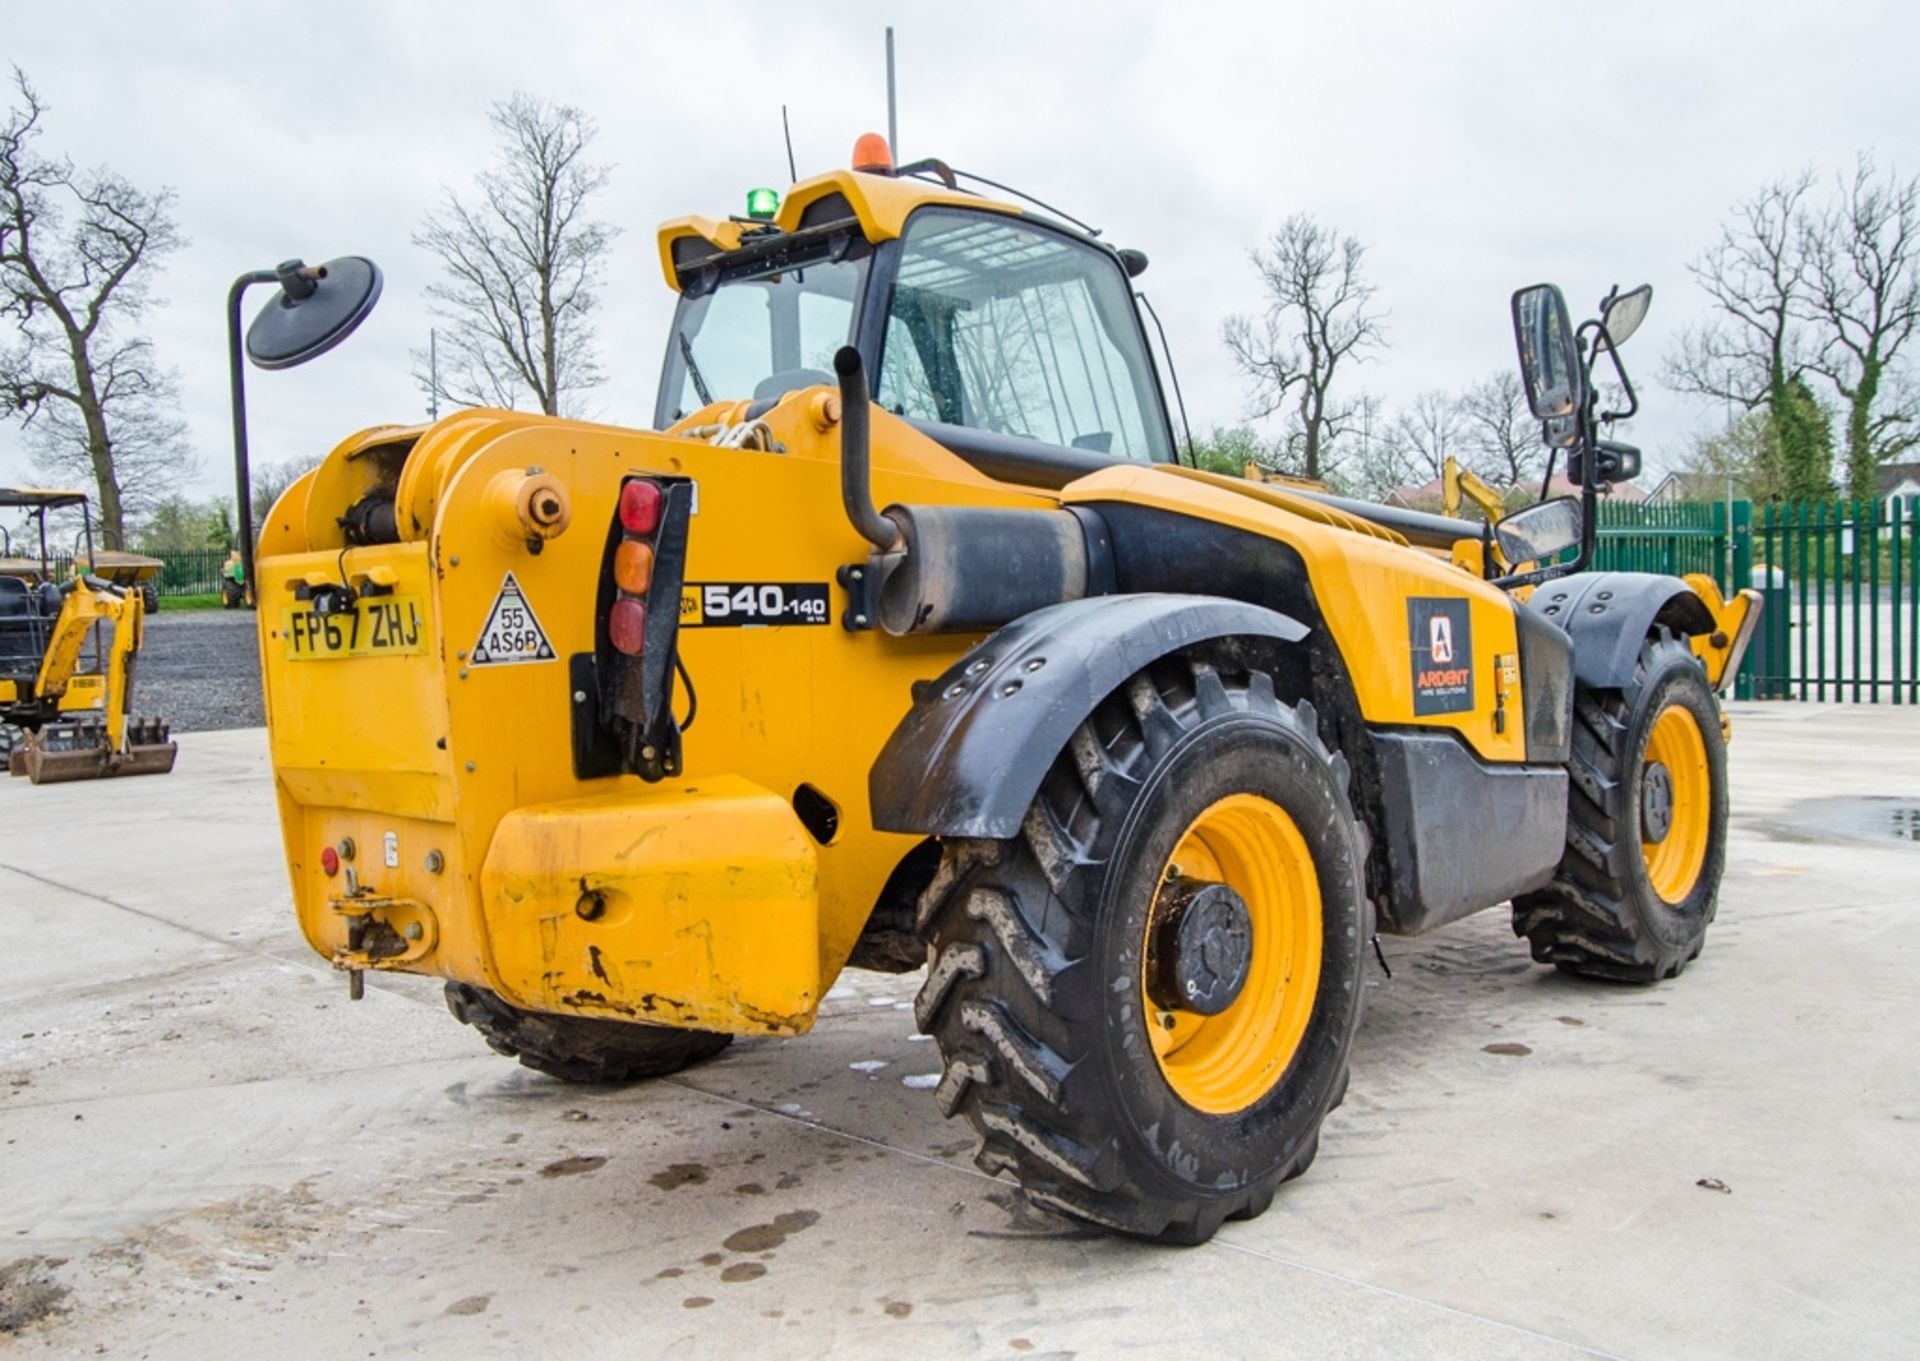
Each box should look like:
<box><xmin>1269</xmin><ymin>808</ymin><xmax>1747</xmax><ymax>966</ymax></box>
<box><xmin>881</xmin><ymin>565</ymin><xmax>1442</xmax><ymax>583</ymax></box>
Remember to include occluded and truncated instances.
<box><xmin>1</xmin><ymin>705</ymin><xmax>1916</xmax><ymax>1358</ymax></box>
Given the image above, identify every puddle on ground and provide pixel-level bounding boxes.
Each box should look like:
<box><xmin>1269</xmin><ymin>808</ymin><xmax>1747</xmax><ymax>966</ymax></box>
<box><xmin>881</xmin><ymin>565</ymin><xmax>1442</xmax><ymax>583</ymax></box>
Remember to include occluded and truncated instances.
<box><xmin>1766</xmin><ymin>797</ymin><xmax>1920</xmax><ymax>847</ymax></box>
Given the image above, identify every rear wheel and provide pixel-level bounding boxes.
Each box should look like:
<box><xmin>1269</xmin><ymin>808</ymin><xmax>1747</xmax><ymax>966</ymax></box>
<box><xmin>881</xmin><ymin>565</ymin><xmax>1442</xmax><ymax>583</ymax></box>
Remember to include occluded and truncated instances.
<box><xmin>1513</xmin><ymin>630</ymin><xmax>1728</xmax><ymax>980</ymax></box>
<box><xmin>914</xmin><ymin>656</ymin><xmax>1369</xmax><ymax>1243</ymax></box>
<box><xmin>141</xmin><ymin>582</ymin><xmax>159</xmax><ymax>614</ymax></box>
<box><xmin>445</xmin><ymin>983</ymin><xmax>732</xmax><ymax>1083</ymax></box>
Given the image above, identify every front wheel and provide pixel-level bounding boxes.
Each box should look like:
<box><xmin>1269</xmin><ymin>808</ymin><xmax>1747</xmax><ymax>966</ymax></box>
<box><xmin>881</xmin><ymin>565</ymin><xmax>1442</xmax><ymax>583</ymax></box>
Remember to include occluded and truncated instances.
<box><xmin>1513</xmin><ymin>630</ymin><xmax>1729</xmax><ymax>981</ymax></box>
<box><xmin>915</xmin><ymin>655</ymin><xmax>1369</xmax><ymax>1244</ymax></box>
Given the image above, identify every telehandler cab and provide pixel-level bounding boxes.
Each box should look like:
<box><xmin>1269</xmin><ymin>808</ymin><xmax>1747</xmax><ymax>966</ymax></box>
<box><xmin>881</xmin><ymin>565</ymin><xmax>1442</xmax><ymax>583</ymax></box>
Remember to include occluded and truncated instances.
<box><xmin>0</xmin><ymin>487</ymin><xmax>176</xmax><ymax>783</ymax></box>
<box><xmin>240</xmin><ymin>138</ymin><xmax>1758</xmax><ymax>1243</ymax></box>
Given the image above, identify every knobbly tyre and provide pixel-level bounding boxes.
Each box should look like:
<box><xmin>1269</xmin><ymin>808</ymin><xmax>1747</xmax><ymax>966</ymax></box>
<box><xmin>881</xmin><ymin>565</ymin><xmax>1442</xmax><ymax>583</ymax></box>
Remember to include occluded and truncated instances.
<box><xmin>237</xmin><ymin>136</ymin><xmax>1759</xmax><ymax>1244</ymax></box>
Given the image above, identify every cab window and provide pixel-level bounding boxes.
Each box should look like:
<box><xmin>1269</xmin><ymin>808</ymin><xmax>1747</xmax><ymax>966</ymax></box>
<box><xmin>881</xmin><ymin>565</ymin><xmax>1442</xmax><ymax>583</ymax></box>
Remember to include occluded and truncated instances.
<box><xmin>876</xmin><ymin>210</ymin><xmax>1170</xmax><ymax>461</ymax></box>
<box><xmin>658</xmin><ymin>237</ymin><xmax>870</xmax><ymax>423</ymax></box>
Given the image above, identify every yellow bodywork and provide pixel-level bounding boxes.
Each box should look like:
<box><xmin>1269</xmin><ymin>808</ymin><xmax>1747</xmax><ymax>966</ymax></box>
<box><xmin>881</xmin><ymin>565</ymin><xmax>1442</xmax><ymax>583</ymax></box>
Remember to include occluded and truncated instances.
<box><xmin>657</xmin><ymin>169</ymin><xmax>1010</xmax><ymax>292</ymax></box>
<box><xmin>255</xmin><ymin>167</ymin><xmax>1736</xmax><ymax>1038</ymax></box>
<box><xmin>256</xmin><ymin>384</ymin><xmax>1529</xmax><ymax>1035</ymax></box>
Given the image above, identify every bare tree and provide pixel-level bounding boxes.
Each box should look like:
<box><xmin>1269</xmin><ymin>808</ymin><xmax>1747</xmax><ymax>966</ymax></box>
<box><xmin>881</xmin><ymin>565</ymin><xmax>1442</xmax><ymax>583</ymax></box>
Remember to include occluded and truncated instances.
<box><xmin>0</xmin><ymin>68</ymin><xmax>190</xmax><ymax>546</ymax></box>
<box><xmin>1457</xmin><ymin>370</ymin><xmax>1542</xmax><ymax>488</ymax></box>
<box><xmin>1381</xmin><ymin>389</ymin><xmax>1465</xmax><ymax>485</ymax></box>
<box><xmin>1664</xmin><ymin>171</ymin><xmax>1817</xmax><ymax>411</ymax></box>
<box><xmin>415</xmin><ymin>93</ymin><xmax>616</xmax><ymax>417</ymax></box>
<box><xmin>1223</xmin><ymin>213</ymin><xmax>1386</xmax><ymax>482</ymax></box>
<box><xmin>1802</xmin><ymin>155</ymin><xmax>1920</xmax><ymax>498</ymax></box>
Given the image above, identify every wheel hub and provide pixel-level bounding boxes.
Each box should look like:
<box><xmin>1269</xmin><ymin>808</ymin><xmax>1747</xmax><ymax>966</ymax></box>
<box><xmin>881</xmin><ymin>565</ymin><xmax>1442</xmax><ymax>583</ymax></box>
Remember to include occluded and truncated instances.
<box><xmin>1642</xmin><ymin>760</ymin><xmax>1674</xmax><ymax>844</ymax></box>
<box><xmin>1149</xmin><ymin>879</ymin><xmax>1253</xmax><ymax>1017</ymax></box>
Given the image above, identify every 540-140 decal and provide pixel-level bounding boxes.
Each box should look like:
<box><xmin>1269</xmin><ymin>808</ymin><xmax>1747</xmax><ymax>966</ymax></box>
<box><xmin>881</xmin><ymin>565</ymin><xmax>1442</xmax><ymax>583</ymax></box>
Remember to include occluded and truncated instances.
<box><xmin>680</xmin><ymin>582</ymin><xmax>830</xmax><ymax>628</ymax></box>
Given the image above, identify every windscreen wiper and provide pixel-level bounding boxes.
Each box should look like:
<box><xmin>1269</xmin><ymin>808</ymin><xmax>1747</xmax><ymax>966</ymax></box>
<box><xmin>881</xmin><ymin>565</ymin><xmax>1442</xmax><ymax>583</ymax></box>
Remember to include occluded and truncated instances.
<box><xmin>678</xmin><ymin>330</ymin><xmax>713</xmax><ymax>407</ymax></box>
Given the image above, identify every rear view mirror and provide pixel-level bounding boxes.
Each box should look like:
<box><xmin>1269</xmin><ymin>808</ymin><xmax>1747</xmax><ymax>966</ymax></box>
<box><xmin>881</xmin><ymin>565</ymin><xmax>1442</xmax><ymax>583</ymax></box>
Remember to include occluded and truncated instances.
<box><xmin>1600</xmin><ymin>284</ymin><xmax>1652</xmax><ymax>349</ymax></box>
<box><xmin>1511</xmin><ymin>284</ymin><xmax>1585</xmax><ymax>419</ymax></box>
<box><xmin>245</xmin><ymin>257</ymin><xmax>384</xmax><ymax>371</ymax></box>
<box><xmin>1496</xmin><ymin>496</ymin><xmax>1583</xmax><ymax>566</ymax></box>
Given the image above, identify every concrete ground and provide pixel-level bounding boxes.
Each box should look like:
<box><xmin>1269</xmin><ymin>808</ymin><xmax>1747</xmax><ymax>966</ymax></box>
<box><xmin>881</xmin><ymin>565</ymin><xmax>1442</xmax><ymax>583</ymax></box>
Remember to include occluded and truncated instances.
<box><xmin>1</xmin><ymin>705</ymin><xmax>1915</xmax><ymax>1359</ymax></box>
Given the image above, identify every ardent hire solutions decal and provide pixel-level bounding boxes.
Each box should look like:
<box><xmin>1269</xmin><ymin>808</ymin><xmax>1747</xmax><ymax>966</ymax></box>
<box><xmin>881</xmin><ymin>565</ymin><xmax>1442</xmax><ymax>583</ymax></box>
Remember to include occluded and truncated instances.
<box><xmin>1408</xmin><ymin>597</ymin><xmax>1473</xmax><ymax>716</ymax></box>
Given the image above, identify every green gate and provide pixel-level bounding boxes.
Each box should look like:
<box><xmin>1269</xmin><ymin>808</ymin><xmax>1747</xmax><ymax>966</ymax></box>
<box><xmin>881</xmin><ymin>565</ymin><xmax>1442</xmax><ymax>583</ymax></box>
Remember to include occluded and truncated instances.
<box><xmin>1593</xmin><ymin>497</ymin><xmax>1919</xmax><ymax>703</ymax></box>
<box><xmin>1751</xmin><ymin>500</ymin><xmax>1918</xmax><ymax>703</ymax></box>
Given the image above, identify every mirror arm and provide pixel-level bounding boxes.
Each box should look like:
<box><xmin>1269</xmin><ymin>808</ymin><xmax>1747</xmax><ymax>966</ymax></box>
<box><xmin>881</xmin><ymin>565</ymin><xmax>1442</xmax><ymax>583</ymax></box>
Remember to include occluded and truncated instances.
<box><xmin>1603</xmin><ymin>336</ymin><xmax>1640</xmax><ymax>422</ymax></box>
<box><xmin>228</xmin><ymin>268</ymin><xmax>279</xmax><ymax>601</ymax></box>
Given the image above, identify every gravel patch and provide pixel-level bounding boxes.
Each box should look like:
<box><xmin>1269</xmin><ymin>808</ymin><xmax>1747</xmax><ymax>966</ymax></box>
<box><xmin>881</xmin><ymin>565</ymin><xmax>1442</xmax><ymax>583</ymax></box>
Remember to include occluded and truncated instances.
<box><xmin>136</xmin><ymin>609</ymin><xmax>263</xmax><ymax>732</ymax></box>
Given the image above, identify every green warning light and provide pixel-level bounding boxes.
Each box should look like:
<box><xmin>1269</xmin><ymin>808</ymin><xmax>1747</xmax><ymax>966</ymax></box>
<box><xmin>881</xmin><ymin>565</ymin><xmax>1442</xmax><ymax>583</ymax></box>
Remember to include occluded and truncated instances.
<box><xmin>746</xmin><ymin>187</ymin><xmax>780</xmax><ymax>220</ymax></box>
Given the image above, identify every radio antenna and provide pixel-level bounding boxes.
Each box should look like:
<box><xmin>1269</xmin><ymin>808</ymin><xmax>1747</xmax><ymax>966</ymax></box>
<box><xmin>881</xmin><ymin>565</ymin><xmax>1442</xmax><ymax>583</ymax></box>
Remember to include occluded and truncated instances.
<box><xmin>781</xmin><ymin>104</ymin><xmax>798</xmax><ymax>184</ymax></box>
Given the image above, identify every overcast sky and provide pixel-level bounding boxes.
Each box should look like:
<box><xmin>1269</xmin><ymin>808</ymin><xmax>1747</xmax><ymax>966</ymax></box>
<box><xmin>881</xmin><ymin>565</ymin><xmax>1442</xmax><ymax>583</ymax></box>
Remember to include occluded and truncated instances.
<box><xmin>6</xmin><ymin>1</ymin><xmax>1919</xmax><ymax>506</ymax></box>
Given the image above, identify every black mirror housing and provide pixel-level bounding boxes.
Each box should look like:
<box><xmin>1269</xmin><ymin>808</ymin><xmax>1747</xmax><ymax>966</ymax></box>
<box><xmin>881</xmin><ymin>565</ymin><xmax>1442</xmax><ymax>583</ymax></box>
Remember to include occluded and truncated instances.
<box><xmin>246</xmin><ymin>256</ymin><xmax>384</xmax><ymax>371</ymax></box>
<box><xmin>1511</xmin><ymin>284</ymin><xmax>1585</xmax><ymax>420</ymax></box>
<box><xmin>1571</xmin><ymin>439</ymin><xmax>1642</xmax><ymax>486</ymax></box>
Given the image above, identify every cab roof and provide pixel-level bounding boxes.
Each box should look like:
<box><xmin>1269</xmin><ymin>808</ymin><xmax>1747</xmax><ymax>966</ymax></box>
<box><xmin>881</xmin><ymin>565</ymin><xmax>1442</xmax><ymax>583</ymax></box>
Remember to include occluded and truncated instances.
<box><xmin>656</xmin><ymin>168</ymin><xmax>1024</xmax><ymax>294</ymax></box>
<box><xmin>0</xmin><ymin>487</ymin><xmax>89</xmax><ymax>510</ymax></box>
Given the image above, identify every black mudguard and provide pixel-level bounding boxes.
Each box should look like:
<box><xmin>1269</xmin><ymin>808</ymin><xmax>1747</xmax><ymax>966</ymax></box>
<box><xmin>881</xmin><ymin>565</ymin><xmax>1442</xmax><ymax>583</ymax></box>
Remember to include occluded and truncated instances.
<box><xmin>1524</xmin><ymin>571</ymin><xmax>1713</xmax><ymax>690</ymax></box>
<box><xmin>869</xmin><ymin>593</ymin><xmax>1309</xmax><ymax>839</ymax></box>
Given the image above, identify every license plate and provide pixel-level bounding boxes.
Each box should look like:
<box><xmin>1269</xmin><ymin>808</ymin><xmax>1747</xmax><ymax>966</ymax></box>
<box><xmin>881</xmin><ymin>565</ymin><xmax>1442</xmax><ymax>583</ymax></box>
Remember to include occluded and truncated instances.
<box><xmin>283</xmin><ymin>595</ymin><xmax>426</xmax><ymax>660</ymax></box>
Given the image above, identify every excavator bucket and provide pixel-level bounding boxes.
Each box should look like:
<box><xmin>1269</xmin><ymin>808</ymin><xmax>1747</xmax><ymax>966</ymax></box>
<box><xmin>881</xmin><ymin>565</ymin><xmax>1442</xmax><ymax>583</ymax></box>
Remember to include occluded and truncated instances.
<box><xmin>10</xmin><ymin>718</ymin><xmax>178</xmax><ymax>785</ymax></box>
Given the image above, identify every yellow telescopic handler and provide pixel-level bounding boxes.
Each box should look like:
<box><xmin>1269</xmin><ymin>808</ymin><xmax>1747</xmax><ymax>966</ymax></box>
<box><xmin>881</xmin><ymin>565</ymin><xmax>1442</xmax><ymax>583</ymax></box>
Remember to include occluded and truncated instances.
<box><xmin>233</xmin><ymin>139</ymin><xmax>1759</xmax><ymax>1243</ymax></box>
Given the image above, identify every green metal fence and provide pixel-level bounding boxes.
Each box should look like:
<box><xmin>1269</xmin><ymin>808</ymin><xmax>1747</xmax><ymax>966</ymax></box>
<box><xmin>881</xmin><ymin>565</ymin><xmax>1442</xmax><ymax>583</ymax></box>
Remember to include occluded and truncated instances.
<box><xmin>148</xmin><ymin>548</ymin><xmax>229</xmax><ymax>597</ymax></box>
<box><xmin>1594</xmin><ymin>498</ymin><xmax>1742</xmax><ymax>590</ymax></box>
<box><xmin>1751</xmin><ymin>499</ymin><xmax>1918</xmax><ymax>703</ymax></box>
<box><xmin>43</xmin><ymin>547</ymin><xmax>230</xmax><ymax>598</ymax></box>
<box><xmin>1594</xmin><ymin>497</ymin><xmax>1919</xmax><ymax>704</ymax></box>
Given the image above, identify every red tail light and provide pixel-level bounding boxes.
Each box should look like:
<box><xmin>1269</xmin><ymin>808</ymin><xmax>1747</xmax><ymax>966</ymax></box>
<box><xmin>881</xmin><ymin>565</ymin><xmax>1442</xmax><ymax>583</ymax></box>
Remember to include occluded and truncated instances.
<box><xmin>610</xmin><ymin>598</ymin><xmax>647</xmax><ymax>655</ymax></box>
<box><xmin>320</xmin><ymin>846</ymin><xmax>340</xmax><ymax>877</ymax></box>
<box><xmin>619</xmin><ymin>480</ymin><xmax>662</xmax><ymax>535</ymax></box>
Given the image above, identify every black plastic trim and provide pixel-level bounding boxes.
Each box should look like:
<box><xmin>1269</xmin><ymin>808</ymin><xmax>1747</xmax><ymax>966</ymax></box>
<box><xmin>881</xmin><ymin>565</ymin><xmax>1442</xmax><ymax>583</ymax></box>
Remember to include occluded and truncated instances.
<box><xmin>870</xmin><ymin>593</ymin><xmax>1309</xmax><ymax>838</ymax></box>
<box><xmin>1513</xmin><ymin>599</ymin><xmax>1574</xmax><ymax>763</ymax></box>
<box><xmin>905</xmin><ymin>417</ymin><xmax>1137</xmax><ymax>489</ymax></box>
<box><xmin>1524</xmin><ymin>571</ymin><xmax>1715</xmax><ymax>690</ymax></box>
<box><xmin>1369</xmin><ymin>729</ymin><xmax>1567</xmax><ymax>935</ymax></box>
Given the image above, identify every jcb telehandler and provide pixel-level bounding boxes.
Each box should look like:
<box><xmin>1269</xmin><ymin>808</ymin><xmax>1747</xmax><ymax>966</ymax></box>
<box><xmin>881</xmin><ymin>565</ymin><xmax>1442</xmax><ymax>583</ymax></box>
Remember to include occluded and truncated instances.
<box><xmin>1</xmin><ymin>487</ymin><xmax>176</xmax><ymax>783</ymax></box>
<box><xmin>239</xmin><ymin>139</ymin><xmax>1758</xmax><ymax>1243</ymax></box>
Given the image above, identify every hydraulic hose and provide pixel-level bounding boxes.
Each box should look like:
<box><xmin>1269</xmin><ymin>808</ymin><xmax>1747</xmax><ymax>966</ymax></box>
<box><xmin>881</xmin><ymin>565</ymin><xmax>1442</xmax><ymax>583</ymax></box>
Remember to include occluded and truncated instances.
<box><xmin>833</xmin><ymin>347</ymin><xmax>902</xmax><ymax>552</ymax></box>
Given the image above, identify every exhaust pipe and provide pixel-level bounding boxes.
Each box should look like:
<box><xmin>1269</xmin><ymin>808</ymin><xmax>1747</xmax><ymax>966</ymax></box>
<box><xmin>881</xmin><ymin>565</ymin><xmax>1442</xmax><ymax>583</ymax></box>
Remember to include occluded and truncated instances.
<box><xmin>833</xmin><ymin>347</ymin><xmax>902</xmax><ymax>552</ymax></box>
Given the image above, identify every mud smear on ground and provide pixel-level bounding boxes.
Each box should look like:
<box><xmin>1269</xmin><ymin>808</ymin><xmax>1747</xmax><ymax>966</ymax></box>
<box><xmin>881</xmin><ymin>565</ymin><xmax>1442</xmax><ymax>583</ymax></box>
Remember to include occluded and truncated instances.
<box><xmin>539</xmin><ymin>1155</ymin><xmax>607</xmax><ymax>1178</ymax></box>
<box><xmin>0</xmin><ymin>1255</ymin><xmax>70</xmax><ymax>1334</ymax></box>
<box><xmin>722</xmin><ymin>1210</ymin><xmax>821</xmax><ymax>1253</ymax></box>
<box><xmin>647</xmin><ymin>1162</ymin><xmax>708</xmax><ymax>1191</ymax></box>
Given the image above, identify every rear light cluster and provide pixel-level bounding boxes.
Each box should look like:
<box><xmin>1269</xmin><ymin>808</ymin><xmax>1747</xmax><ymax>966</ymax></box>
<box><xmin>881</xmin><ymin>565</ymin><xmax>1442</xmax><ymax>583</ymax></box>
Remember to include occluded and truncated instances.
<box><xmin>611</xmin><ymin>480</ymin><xmax>665</xmax><ymax>656</ymax></box>
<box><xmin>585</xmin><ymin>474</ymin><xmax>693</xmax><ymax>784</ymax></box>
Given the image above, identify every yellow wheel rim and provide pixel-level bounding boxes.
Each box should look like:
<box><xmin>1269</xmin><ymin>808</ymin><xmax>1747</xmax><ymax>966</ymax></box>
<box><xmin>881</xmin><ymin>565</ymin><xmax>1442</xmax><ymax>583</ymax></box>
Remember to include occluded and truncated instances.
<box><xmin>1144</xmin><ymin>793</ymin><xmax>1321</xmax><ymax>1115</ymax></box>
<box><xmin>1641</xmin><ymin>704</ymin><xmax>1710</xmax><ymax>903</ymax></box>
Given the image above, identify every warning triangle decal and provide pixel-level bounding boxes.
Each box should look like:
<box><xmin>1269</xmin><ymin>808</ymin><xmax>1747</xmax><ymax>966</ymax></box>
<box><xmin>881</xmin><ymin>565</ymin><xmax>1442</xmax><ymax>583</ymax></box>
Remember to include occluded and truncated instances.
<box><xmin>470</xmin><ymin>571</ymin><xmax>556</xmax><ymax>666</ymax></box>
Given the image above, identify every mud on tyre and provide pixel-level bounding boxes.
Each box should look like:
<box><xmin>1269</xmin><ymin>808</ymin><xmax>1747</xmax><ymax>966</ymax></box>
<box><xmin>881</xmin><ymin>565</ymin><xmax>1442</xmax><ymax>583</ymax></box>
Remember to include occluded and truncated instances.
<box><xmin>914</xmin><ymin>652</ymin><xmax>1370</xmax><ymax>1244</ymax></box>
<box><xmin>1513</xmin><ymin>629</ymin><xmax>1728</xmax><ymax>981</ymax></box>
<box><xmin>445</xmin><ymin>983</ymin><xmax>732</xmax><ymax>1083</ymax></box>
